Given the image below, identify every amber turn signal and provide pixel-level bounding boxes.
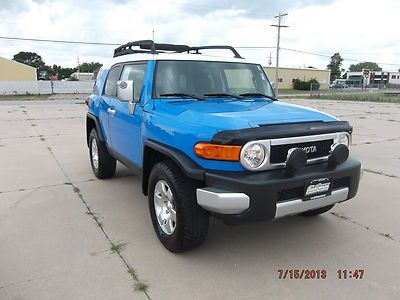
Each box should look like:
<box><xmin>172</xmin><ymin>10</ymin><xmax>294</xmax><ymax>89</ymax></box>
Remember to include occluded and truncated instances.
<box><xmin>194</xmin><ymin>143</ymin><xmax>241</xmax><ymax>161</ymax></box>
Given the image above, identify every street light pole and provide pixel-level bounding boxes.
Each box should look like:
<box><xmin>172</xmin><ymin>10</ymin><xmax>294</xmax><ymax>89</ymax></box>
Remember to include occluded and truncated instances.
<box><xmin>271</xmin><ymin>12</ymin><xmax>288</xmax><ymax>97</ymax></box>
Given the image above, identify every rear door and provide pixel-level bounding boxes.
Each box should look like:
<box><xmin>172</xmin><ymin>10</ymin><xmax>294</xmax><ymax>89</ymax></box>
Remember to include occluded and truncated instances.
<box><xmin>108</xmin><ymin>62</ymin><xmax>148</xmax><ymax>167</ymax></box>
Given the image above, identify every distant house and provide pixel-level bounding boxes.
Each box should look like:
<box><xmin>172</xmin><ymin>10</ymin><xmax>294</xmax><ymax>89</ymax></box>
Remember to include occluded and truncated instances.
<box><xmin>0</xmin><ymin>57</ymin><xmax>37</xmax><ymax>81</ymax></box>
<box><xmin>70</xmin><ymin>72</ymin><xmax>94</xmax><ymax>81</ymax></box>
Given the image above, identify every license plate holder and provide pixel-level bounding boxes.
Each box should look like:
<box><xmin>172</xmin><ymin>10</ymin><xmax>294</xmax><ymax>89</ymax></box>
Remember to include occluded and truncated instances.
<box><xmin>304</xmin><ymin>177</ymin><xmax>332</xmax><ymax>201</ymax></box>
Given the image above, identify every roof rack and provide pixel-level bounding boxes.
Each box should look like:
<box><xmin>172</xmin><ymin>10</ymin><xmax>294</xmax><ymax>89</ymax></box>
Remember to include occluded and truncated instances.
<box><xmin>113</xmin><ymin>40</ymin><xmax>243</xmax><ymax>59</ymax></box>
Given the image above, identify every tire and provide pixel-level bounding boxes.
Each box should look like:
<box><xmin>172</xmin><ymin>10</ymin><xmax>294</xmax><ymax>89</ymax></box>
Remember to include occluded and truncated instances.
<box><xmin>89</xmin><ymin>128</ymin><xmax>116</xmax><ymax>179</ymax></box>
<box><xmin>148</xmin><ymin>160</ymin><xmax>209</xmax><ymax>252</ymax></box>
<box><xmin>300</xmin><ymin>204</ymin><xmax>335</xmax><ymax>217</ymax></box>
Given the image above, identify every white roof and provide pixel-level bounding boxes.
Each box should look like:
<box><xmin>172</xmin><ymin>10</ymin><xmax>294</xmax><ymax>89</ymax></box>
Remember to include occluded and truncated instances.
<box><xmin>101</xmin><ymin>52</ymin><xmax>259</xmax><ymax>69</ymax></box>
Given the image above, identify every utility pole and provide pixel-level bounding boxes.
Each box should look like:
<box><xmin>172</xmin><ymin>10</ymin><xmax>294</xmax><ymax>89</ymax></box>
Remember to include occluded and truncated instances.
<box><xmin>77</xmin><ymin>56</ymin><xmax>80</xmax><ymax>81</ymax></box>
<box><xmin>271</xmin><ymin>12</ymin><xmax>288</xmax><ymax>97</ymax></box>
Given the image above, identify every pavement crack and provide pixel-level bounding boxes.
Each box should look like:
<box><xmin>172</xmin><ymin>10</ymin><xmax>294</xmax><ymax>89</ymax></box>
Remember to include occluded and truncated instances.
<box><xmin>364</xmin><ymin>169</ymin><xmax>399</xmax><ymax>179</ymax></box>
<box><xmin>352</xmin><ymin>136</ymin><xmax>400</xmax><ymax>146</ymax></box>
<box><xmin>330</xmin><ymin>212</ymin><xmax>399</xmax><ymax>243</ymax></box>
<box><xmin>72</xmin><ymin>186</ymin><xmax>151</xmax><ymax>299</ymax></box>
<box><xmin>22</xmin><ymin>106</ymin><xmax>151</xmax><ymax>298</ymax></box>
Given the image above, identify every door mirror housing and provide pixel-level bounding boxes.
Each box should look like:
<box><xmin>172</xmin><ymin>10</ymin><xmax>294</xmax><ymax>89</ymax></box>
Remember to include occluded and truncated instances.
<box><xmin>117</xmin><ymin>80</ymin><xmax>136</xmax><ymax>115</ymax></box>
<box><xmin>117</xmin><ymin>80</ymin><xmax>134</xmax><ymax>101</ymax></box>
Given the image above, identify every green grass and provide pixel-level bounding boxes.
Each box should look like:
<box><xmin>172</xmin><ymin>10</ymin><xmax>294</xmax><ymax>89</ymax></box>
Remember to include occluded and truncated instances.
<box><xmin>0</xmin><ymin>94</ymin><xmax>52</xmax><ymax>101</ymax></box>
<box><xmin>110</xmin><ymin>242</ymin><xmax>127</xmax><ymax>254</ymax></box>
<box><xmin>134</xmin><ymin>282</ymin><xmax>149</xmax><ymax>292</ymax></box>
<box><xmin>278</xmin><ymin>89</ymin><xmax>311</xmax><ymax>95</ymax></box>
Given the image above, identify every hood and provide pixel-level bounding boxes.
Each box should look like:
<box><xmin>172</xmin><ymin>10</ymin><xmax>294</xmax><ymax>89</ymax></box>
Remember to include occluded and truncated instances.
<box><xmin>153</xmin><ymin>98</ymin><xmax>338</xmax><ymax>130</ymax></box>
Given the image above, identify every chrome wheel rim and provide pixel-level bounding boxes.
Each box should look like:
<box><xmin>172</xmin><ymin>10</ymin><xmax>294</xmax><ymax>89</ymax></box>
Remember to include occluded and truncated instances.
<box><xmin>153</xmin><ymin>180</ymin><xmax>176</xmax><ymax>235</ymax></box>
<box><xmin>91</xmin><ymin>138</ymin><xmax>99</xmax><ymax>170</ymax></box>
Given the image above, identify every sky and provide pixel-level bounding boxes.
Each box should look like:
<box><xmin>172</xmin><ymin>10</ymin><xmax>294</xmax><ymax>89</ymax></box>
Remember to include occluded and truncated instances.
<box><xmin>0</xmin><ymin>0</ymin><xmax>399</xmax><ymax>71</ymax></box>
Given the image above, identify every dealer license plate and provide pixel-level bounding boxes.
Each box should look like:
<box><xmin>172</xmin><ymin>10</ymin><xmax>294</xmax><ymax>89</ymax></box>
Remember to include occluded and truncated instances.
<box><xmin>304</xmin><ymin>178</ymin><xmax>332</xmax><ymax>201</ymax></box>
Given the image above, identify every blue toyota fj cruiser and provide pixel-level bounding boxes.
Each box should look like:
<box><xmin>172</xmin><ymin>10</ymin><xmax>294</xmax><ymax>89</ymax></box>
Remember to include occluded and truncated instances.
<box><xmin>86</xmin><ymin>40</ymin><xmax>361</xmax><ymax>252</ymax></box>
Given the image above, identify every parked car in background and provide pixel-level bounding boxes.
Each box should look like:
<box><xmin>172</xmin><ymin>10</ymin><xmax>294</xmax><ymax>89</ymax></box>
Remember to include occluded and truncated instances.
<box><xmin>330</xmin><ymin>79</ymin><xmax>348</xmax><ymax>89</ymax></box>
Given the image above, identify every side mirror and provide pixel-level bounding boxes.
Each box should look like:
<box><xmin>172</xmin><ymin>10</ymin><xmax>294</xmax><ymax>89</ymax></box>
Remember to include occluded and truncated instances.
<box><xmin>117</xmin><ymin>80</ymin><xmax>135</xmax><ymax>115</ymax></box>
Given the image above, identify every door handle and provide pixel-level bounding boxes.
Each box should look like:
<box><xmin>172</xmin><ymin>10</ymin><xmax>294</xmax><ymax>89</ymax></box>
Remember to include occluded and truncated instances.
<box><xmin>107</xmin><ymin>108</ymin><xmax>116</xmax><ymax>115</ymax></box>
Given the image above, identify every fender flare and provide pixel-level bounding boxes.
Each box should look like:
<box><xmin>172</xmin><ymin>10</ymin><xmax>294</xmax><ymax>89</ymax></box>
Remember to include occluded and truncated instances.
<box><xmin>144</xmin><ymin>140</ymin><xmax>205</xmax><ymax>181</ymax></box>
<box><xmin>86</xmin><ymin>113</ymin><xmax>105</xmax><ymax>146</ymax></box>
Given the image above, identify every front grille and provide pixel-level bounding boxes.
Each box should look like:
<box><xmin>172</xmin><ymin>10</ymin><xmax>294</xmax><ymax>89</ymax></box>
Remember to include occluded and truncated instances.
<box><xmin>270</xmin><ymin>139</ymin><xmax>334</xmax><ymax>164</ymax></box>
<box><xmin>277</xmin><ymin>176</ymin><xmax>350</xmax><ymax>203</ymax></box>
<box><xmin>277</xmin><ymin>186</ymin><xmax>304</xmax><ymax>202</ymax></box>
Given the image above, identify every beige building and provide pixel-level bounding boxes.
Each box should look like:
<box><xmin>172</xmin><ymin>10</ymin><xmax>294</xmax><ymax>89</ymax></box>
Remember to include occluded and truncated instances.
<box><xmin>0</xmin><ymin>57</ymin><xmax>37</xmax><ymax>81</ymax></box>
<box><xmin>264</xmin><ymin>66</ymin><xmax>330</xmax><ymax>89</ymax></box>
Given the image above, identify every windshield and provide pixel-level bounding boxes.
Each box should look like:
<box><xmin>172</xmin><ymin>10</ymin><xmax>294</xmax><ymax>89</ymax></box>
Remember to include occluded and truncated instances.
<box><xmin>154</xmin><ymin>60</ymin><xmax>275</xmax><ymax>99</ymax></box>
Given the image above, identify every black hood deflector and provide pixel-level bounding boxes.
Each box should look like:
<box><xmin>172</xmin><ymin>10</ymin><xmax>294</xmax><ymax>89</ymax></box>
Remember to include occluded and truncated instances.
<box><xmin>211</xmin><ymin>121</ymin><xmax>352</xmax><ymax>145</ymax></box>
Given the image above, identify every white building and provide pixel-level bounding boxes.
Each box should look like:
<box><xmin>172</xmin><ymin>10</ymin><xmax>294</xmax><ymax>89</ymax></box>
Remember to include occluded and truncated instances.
<box><xmin>346</xmin><ymin>71</ymin><xmax>400</xmax><ymax>85</ymax></box>
<box><xmin>70</xmin><ymin>72</ymin><xmax>94</xmax><ymax>81</ymax></box>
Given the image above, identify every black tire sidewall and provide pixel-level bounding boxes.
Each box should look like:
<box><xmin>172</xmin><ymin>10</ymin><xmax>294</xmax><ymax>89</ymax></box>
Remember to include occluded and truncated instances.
<box><xmin>88</xmin><ymin>128</ymin><xmax>116</xmax><ymax>179</ymax></box>
<box><xmin>148</xmin><ymin>165</ymin><xmax>184</xmax><ymax>249</ymax></box>
<box><xmin>89</xmin><ymin>129</ymin><xmax>101</xmax><ymax>177</ymax></box>
<box><xmin>148</xmin><ymin>161</ymin><xmax>209</xmax><ymax>252</ymax></box>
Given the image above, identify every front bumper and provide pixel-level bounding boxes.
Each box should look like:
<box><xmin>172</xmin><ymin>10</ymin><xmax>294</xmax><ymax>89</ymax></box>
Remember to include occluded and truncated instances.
<box><xmin>196</xmin><ymin>156</ymin><xmax>361</xmax><ymax>222</ymax></box>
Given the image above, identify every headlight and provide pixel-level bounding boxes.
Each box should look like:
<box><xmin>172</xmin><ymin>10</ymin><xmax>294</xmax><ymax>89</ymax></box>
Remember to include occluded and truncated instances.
<box><xmin>338</xmin><ymin>133</ymin><xmax>351</xmax><ymax>147</ymax></box>
<box><xmin>241</xmin><ymin>143</ymin><xmax>266</xmax><ymax>169</ymax></box>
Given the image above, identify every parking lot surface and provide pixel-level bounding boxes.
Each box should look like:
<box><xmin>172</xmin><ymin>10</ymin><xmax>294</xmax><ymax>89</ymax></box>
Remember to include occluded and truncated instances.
<box><xmin>0</xmin><ymin>96</ymin><xmax>399</xmax><ymax>299</ymax></box>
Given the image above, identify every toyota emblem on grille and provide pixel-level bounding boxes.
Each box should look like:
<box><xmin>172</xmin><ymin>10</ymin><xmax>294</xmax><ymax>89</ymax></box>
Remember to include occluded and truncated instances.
<box><xmin>301</xmin><ymin>146</ymin><xmax>317</xmax><ymax>153</ymax></box>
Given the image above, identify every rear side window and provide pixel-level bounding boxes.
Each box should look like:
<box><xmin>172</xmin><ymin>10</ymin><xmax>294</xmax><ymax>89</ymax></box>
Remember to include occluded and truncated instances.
<box><xmin>104</xmin><ymin>65</ymin><xmax>122</xmax><ymax>96</ymax></box>
<box><xmin>120</xmin><ymin>63</ymin><xmax>147</xmax><ymax>100</ymax></box>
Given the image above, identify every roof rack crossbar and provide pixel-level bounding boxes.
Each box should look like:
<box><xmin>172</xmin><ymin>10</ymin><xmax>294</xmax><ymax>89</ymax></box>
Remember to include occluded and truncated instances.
<box><xmin>113</xmin><ymin>40</ymin><xmax>243</xmax><ymax>59</ymax></box>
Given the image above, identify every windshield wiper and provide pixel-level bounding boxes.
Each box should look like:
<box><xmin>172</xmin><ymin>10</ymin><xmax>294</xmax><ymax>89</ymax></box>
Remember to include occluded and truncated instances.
<box><xmin>159</xmin><ymin>93</ymin><xmax>204</xmax><ymax>101</ymax></box>
<box><xmin>204</xmin><ymin>93</ymin><xmax>243</xmax><ymax>99</ymax></box>
<box><xmin>239</xmin><ymin>93</ymin><xmax>277</xmax><ymax>101</ymax></box>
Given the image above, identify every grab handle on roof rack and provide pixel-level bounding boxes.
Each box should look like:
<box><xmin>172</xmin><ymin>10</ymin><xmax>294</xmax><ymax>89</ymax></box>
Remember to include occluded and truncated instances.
<box><xmin>186</xmin><ymin>46</ymin><xmax>243</xmax><ymax>59</ymax></box>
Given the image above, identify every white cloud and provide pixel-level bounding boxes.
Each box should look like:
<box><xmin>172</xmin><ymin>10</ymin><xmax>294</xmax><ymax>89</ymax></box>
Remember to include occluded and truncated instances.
<box><xmin>0</xmin><ymin>0</ymin><xmax>399</xmax><ymax>71</ymax></box>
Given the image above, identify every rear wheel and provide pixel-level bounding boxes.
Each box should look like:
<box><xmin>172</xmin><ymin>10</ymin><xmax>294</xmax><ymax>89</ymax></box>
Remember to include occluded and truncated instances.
<box><xmin>148</xmin><ymin>160</ymin><xmax>209</xmax><ymax>252</ymax></box>
<box><xmin>300</xmin><ymin>204</ymin><xmax>335</xmax><ymax>216</ymax></box>
<box><xmin>89</xmin><ymin>128</ymin><xmax>116</xmax><ymax>179</ymax></box>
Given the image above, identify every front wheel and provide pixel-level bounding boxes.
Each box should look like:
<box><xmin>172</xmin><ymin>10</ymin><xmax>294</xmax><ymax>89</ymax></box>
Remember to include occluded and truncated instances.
<box><xmin>148</xmin><ymin>161</ymin><xmax>209</xmax><ymax>252</ymax></box>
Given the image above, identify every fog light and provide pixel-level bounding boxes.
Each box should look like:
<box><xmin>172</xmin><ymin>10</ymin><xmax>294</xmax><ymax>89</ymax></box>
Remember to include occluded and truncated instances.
<box><xmin>286</xmin><ymin>148</ymin><xmax>307</xmax><ymax>172</ymax></box>
<box><xmin>328</xmin><ymin>143</ymin><xmax>349</xmax><ymax>168</ymax></box>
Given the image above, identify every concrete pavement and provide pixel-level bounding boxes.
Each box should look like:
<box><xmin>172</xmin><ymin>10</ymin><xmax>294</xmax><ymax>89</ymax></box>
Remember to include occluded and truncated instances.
<box><xmin>0</xmin><ymin>97</ymin><xmax>399</xmax><ymax>299</ymax></box>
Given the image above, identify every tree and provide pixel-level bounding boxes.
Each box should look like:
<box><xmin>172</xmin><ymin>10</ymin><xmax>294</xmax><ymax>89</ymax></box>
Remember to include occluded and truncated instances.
<box><xmin>79</xmin><ymin>62</ymin><xmax>102</xmax><ymax>73</ymax></box>
<box><xmin>51</xmin><ymin>64</ymin><xmax>77</xmax><ymax>80</ymax></box>
<box><xmin>348</xmin><ymin>62</ymin><xmax>382</xmax><ymax>72</ymax></box>
<box><xmin>327</xmin><ymin>53</ymin><xmax>343</xmax><ymax>82</ymax></box>
<box><xmin>13</xmin><ymin>51</ymin><xmax>50</xmax><ymax>80</ymax></box>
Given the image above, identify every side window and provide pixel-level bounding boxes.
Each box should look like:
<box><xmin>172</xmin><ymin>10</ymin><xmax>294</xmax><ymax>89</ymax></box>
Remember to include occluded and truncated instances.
<box><xmin>120</xmin><ymin>63</ymin><xmax>147</xmax><ymax>100</ymax></box>
<box><xmin>104</xmin><ymin>65</ymin><xmax>122</xmax><ymax>96</ymax></box>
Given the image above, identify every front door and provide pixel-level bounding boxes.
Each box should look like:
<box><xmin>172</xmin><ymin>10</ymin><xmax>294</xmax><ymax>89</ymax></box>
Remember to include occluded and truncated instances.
<box><xmin>108</xmin><ymin>62</ymin><xmax>148</xmax><ymax>168</ymax></box>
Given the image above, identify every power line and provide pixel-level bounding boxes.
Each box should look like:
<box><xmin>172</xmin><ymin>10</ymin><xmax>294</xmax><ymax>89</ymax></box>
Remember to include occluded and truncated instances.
<box><xmin>1</xmin><ymin>35</ymin><xmax>399</xmax><ymax>67</ymax></box>
<box><xmin>0</xmin><ymin>36</ymin><xmax>120</xmax><ymax>46</ymax></box>
<box><xmin>281</xmin><ymin>48</ymin><xmax>400</xmax><ymax>67</ymax></box>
